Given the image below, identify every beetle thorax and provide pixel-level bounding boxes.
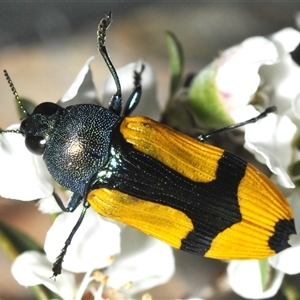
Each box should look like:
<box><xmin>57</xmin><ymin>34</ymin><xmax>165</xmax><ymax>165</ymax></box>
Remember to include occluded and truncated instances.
<box><xmin>43</xmin><ymin>105</ymin><xmax>120</xmax><ymax>196</ymax></box>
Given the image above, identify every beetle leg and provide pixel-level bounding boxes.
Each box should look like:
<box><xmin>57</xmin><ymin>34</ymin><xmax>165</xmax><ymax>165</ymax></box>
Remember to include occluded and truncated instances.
<box><xmin>133</xmin><ymin>61</ymin><xmax>145</xmax><ymax>88</ymax></box>
<box><xmin>52</xmin><ymin>191</ymin><xmax>68</xmax><ymax>212</ymax></box>
<box><xmin>122</xmin><ymin>61</ymin><xmax>145</xmax><ymax>116</ymax></box>
<box><xmin>122</xmin><ymin>86</ymin><xmax>142</xmax><ymax>117</ymax></box>
<box><xmin>51</xmin><ymin>200</ymin><xmax>90</xmax><ymax>277</ymax></box>
<box><xmin>51</xmin><ymin>175</ymin><xmax>97</xmax><ymax>277</ymax></box>
<box><xmin>67</xmin><ymin>193</ymin><xmax>84</xmax><ymax>212</ymax></box>
<box><xmin>52</xmin><ymin>191</ymin><xmax>83</xmax><ymax>213</ymax></box>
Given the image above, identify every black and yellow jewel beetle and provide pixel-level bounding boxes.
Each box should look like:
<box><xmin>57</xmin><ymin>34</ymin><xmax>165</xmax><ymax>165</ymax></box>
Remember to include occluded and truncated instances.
<box><xmin>1</xmin><ymin>12</ymin><xmax>296</xmax><ymax>277</ymax></box>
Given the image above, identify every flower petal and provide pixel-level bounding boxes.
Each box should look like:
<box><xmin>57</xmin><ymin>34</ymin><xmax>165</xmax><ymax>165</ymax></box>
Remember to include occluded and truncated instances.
<box><xmin>243</xmin><ymin>107</ymin><xmax>296</xmax><ymax>188</ymax></box>
<box><xmin>270</xmin><ymin>28</ymin><xmax>300</xmax><ymax>56</ymax></box>
<box><xmin>37</xmin><ymin>194</ymin><xmax>64</xmax><ymax>214</ymax></box>
<box><xmin>107</xmin><ymin>226</ymin><xmax>175</xmax><ymax>295</ymax></box>
<box><xmin>44</xmin><ymin>206</ymin><xmax>121</xmax><ymax>273</ymax></box>
<box><xmin>0</xmin><ymin>125</ymin><xmax>53</xmax><ymax>200</ymax></box>
<box><xmin>227</xmin><ymin>260</ymin><xmax>284</xmax><ymax>299</ymax></box>
<box><xmin>59</xmin><ymin>56</ymin><xmax>100</xmax><ymax>107</ymax></box>
<box><xmin>292</xmin><ymin>92</ymin><xmax>300</xmax><ymax>119</ymax></box>
<box><xmin>11</xmin><ymin>251</ymin><xmax>76</xmax><ymax>300</ymax></box>
<box><xmin>216</xmin><ymin>36</ymin><xmax>278</xmax><ymax>111</ymax></box>
<box><xmin>102</xmin><ymin>60</ymin><xmax>160</xmax><ymax>121</ymax></box>
<box><xmin>259</xmin><ymin>56</ymin><xmax>300</xmax><ymax>113</ymax></box>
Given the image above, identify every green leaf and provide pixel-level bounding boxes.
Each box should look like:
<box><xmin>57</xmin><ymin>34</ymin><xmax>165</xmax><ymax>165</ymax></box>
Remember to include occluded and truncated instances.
<box><xmin>0</xmin><ymin>220</ymin><xmax>43</xmax><ymax>259</ymax></box>
<box><xmin>0</xmin><ymin>220</ymin><xmax>61</xmax><ymax>300</ymax></box>
<box><xmin>29</xmin><ymin>285</ymin><xmax>62</xmax><ymax>300</ymax></box>
<box><xmin>259</xmin><ymin>258</ymin><xmax>273</xmax><ymax>292</ymax></box>
<box><xmin>165</xmin><ymin>31</ymin><xmax>184</xmax><ymax>101</ymax></box>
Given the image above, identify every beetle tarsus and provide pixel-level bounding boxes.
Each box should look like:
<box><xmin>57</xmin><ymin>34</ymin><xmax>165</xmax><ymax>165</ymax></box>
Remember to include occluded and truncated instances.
<box><xmin>51</xmin><ymin>202</ymin><xmax>90</xmax><ymax>276</ymax></box>
<box><xmin>133</xmin><ymin>61</ymin><xmax>145</xmax><ymax>88</ymax></box>
<box><xmin>51</xmin><ymin>244</ymin><xmax>68</xmax><ymax>278</ymax></box>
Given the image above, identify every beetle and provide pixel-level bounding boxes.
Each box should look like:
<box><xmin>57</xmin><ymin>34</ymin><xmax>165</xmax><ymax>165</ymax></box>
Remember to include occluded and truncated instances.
<box><xmin>1</xmin><ymin>12</ymin><xmax>296</xmax><ymax>277</ymax></box>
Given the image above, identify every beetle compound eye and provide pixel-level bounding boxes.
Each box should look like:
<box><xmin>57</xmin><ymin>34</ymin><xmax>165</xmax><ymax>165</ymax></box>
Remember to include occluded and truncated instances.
<box><xmin>33</xmin><ymin>102</ymin><xmax>63</xmax><ymax>117</ymax></box>
<box><xmin>25</xmin><ymin>136</ymin><xmax>46</xmax><ymax>155</ymax></box>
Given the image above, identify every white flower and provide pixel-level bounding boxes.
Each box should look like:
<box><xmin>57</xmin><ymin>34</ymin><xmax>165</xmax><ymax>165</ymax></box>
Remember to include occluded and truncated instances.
<box><xmin>59</xmin><ymin>56</ymin><xmax>100</xmax><ymax>107</ymax></box>
<box><xmin>188</xmin><ymin>29</ymin><xmax>300</xmax><ymax>128</ymax></box>
<box><xmin>237</xmin><ymin>29</ymin><xmax>300</xmax><ymax>178</ymax></box>
<box><xmin>106</xmin><ymin>226</ymin><xmax>175</xmax><ymax>295</ymax></box>
<box><xmin>0</xmin><ymin>125</ymin><xmax>53</xmax><ymax>200</ymax></box>
<box><xmin>227</xmin><ymin>260</ymin><xmax>284</xmax><ymax>299</ymax></box>
<box><xmin>216</xmin><ymin>36</ymin><xmax>278</xmax><ymax>112</ymax></box>
<box><xmin>11</xmin><ymin>226</ymin><xmax>175</xmax><ymax>299</ymax></box>
<box><xmin>11</xmin><ymin>251</ymin><xmax>76</xmax><ymax>300</ymax></box>
<box><xmin>259</xmin><ymin>28</ymin><xmax>300</xmax><ymax>113</ymax></box>
<box><xmin>242</xmin><ymin>106</ymin><xmax>296</xmax><ymax>188</ymax></box>
<box><xmin>216</xmin><ymin>27</ymin><xmax>300</xmax><ymax>299</ymax></box>
<box><xmin>44</xmin><ymin>206</ymin><xmax>121</xmax><ymax>273</ymax></box>
<box><xmin>218</xmin><ymin>27</ymin><xmax>300</xmax><ymax>116</ymax></box>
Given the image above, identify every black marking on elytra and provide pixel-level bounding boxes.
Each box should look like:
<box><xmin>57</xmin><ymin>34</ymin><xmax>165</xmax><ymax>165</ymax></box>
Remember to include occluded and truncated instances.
<box><xmin>268</xmin><ymin>219</ymin><xmax>296</xmax><ymax>253</ymax></box>
<box><xmin>92</xmin><ymin>120</ymin><xmax>245</xmax><ymax>255</ymax></box>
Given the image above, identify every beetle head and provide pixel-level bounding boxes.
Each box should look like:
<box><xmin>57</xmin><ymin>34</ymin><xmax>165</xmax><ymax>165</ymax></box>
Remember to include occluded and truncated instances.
<box><xmin>20</xmin><ymin>102</ymin><xmax>64</xmax><ymax>156</ymax></box>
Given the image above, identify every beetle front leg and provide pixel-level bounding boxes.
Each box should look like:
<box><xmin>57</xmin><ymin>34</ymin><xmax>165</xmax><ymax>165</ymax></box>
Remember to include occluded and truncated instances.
<box><xmin>53</xmin><ymin>191</ymin><xmax>83</xmax><ymax>213</ymax></box>
<box><xmin>52</xmin><ymin>200</ymin><xmax>90</xmax><ymax>277</ymax></box>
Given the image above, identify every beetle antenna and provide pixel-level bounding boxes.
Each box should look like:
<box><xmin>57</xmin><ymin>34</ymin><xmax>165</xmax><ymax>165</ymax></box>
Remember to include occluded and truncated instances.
<box><xmin>0</xmin><ymin>70</ymin><xmax>27</xmax><ymax>134</ymax></box>
<box><xmin>0</xmin><ymin>127</ymin><xmax>22</xmax><ymax>134</ymax></box>
<box><xmin>97</xmin><ymin>12</ymin><xmax>123</xmax><ymax>115</ymax></box>
<box><xmin>198</xmin><ymin>106</ymin><xmax>277</xmax><ymax>142</ymax></box>
<box><xmin>4</xmin><ymin>70</ymin><xmax>29</xmax><ymax>117</ymax></box>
